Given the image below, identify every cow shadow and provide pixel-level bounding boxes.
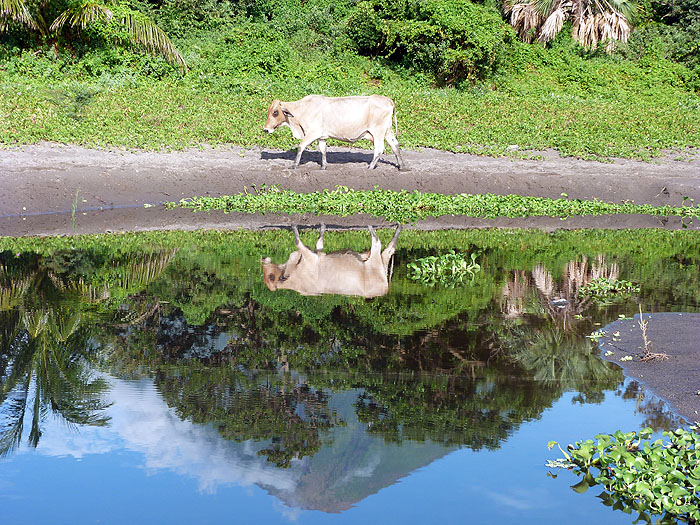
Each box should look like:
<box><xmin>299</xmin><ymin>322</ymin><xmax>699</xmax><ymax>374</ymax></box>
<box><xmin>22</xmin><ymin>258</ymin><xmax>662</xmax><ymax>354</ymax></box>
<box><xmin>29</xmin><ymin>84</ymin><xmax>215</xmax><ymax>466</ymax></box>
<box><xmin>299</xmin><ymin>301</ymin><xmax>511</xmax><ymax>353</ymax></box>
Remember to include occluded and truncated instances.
<box><xmin>259</xmin><ymin>149</ymin><xmax>400</xmax><ymax>169</ymax></box>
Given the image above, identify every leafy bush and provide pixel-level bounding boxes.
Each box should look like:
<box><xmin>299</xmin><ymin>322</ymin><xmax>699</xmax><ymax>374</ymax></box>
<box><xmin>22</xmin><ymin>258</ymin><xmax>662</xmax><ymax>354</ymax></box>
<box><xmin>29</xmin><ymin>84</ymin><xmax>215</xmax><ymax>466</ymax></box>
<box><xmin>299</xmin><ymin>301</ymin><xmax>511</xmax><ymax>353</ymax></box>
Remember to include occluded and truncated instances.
<box><xmin>548</xmin><ymin>427</ymin><xmax>700</xmax><ymax>522</ymax></box>
<box><xmin>347</xmin><ymin>0</ymin><xmax>518</xmax><ymax>84</ymax></box>
<box><xmin>578</xmin><ymin>277</ymin><xmax>640</xmax><ymax>302</ymax></box>
<box><xmin>623</xmin><ymin>0</ymin><xmax>700</xmax><ymax>79</ymax></box>
<box><xmin>408</xmin><ymin>251</ymin><xmax>481</xmax><ymax>288</ymax></box>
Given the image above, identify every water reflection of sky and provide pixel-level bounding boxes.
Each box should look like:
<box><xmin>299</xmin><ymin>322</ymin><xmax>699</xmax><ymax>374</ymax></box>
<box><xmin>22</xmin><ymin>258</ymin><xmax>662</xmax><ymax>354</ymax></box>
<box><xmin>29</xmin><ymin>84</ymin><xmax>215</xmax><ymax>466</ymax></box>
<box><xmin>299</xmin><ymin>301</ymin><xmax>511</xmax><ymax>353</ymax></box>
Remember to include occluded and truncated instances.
<box><xmin>0</xmin><ymin>375</ymin><xmax>677</xmax><ymax>525</ymax></box>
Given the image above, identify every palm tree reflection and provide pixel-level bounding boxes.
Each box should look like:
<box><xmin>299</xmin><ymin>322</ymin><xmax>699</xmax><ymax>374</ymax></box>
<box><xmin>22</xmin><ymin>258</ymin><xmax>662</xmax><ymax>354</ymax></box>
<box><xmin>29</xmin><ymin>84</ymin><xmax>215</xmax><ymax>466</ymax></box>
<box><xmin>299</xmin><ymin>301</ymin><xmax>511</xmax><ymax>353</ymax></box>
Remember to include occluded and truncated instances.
<box><xmin>501</xmin><ymin>255</ymin><xmax>620</xmax><ymax>330</ymax></box>
<box><xmin>0</xmin><ymin>305</ymin><xmax>111</xmax><ymax>457</ymax></box>
<box><xmin>0</xmin><ymin>249</ymin><xmax>177</xmax><ymax>456</ymax></box>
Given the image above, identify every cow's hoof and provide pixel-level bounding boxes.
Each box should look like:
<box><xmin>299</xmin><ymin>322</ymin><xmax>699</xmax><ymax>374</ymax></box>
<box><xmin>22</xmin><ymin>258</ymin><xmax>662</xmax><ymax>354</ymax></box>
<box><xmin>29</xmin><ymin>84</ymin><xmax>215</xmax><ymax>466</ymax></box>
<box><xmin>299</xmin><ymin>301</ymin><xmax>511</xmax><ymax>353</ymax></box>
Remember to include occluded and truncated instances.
<box><xmin>399</xmin><ymin>166</ymin><xmax>412</xmax><ymax>172</ymax></box>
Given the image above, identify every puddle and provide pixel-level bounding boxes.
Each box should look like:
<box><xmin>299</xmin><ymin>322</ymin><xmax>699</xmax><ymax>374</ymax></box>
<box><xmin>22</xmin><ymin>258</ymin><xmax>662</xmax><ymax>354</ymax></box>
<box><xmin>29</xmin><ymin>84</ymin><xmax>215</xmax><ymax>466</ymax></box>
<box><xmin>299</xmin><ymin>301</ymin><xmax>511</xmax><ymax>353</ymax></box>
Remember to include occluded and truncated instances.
<box><xmin>1</xmin><ymin>226</ymin><xmax>698</xmax><ymax>523</ymax></box>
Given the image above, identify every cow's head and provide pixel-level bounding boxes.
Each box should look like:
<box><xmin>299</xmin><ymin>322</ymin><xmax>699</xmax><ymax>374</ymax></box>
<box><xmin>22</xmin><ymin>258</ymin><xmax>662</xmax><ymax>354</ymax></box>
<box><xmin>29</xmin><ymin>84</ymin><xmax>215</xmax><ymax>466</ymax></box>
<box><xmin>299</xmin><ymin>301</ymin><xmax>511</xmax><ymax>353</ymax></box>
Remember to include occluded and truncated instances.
<box><xmin>261</xmin><ymin>257</ymin><xmax>285</xmax><ymax>291</ymax></box>
<box><xmin>264</xmin><ymin>99</ymin><xmax>292</xmax><ymax>134</ymax></box>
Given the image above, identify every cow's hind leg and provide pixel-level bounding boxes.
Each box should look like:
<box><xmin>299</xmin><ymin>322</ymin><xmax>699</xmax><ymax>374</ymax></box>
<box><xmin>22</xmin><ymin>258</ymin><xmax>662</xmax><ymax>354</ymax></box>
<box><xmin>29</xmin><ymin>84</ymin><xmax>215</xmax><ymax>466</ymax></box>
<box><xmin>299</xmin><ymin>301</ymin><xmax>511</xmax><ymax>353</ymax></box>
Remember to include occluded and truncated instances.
<box><xmin>292</xmin><ymin>225</ymin><xmax>316</xmax><ymax>259</ymax></box>
<box><xmin>318</xmin><ymin>139</ymin><xmax>328</xmax><ymax>170</ymax></box>
<box><xmin>386</xmin><ymin>130</ymin><xmax>409</xmax><ymax>172</ymax></box>
<box><xmin>381</xmin><ymin>225</ymin><xmax>401</xmax><ymax>269</ymax></box>
<box><xmin>316</xmin><ymin>223</ymin><xmax>325</xmax><ymax>251</ymax></box>
<box><xmin>368</xmin><ymin>131</ymin><xmax>386</xmax><ymax>170</ymax></box>
<box><xmin>367</xmin><ymin>225</ymin><xmax>382</xmax><ymax>260</ymax></box>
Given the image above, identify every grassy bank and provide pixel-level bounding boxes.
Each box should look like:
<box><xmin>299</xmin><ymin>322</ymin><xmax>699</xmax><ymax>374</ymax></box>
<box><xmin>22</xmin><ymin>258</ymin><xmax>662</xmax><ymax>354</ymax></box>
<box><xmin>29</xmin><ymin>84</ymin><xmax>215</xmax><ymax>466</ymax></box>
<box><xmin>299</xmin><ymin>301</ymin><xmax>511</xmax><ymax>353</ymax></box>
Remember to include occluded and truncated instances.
<box><xmin>1</xmin><ymin>0</ymin><xmax>699</xmax><ymax>159</ymax></box>
<box><xmin>2</xmin><ymin>56</ymin><xmax>699</xmax><ymax>159</ymax></box>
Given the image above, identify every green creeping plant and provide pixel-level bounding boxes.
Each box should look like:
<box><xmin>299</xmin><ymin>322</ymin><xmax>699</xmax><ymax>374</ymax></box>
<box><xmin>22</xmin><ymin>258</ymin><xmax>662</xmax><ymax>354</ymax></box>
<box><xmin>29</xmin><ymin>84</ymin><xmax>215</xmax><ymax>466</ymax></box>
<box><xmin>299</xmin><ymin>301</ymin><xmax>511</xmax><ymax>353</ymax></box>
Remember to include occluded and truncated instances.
<box><xmin>578</xmin><ymin>277</ymin><xmax>640</xmax><ymax>299</ymax></box>
<box><xmin>547</xmin><ymin>426</ymin><xmax>700</xmax><ymax>523</ymax></box>
<box><xmin>407</xmin><ymin>251</ymin><xmax>481</xmax><ymax>288</ymax></box>
<box><xmin>169</xmin><ymin>186</ymin><xmax>700</xmax><ymax>223</ymax></box>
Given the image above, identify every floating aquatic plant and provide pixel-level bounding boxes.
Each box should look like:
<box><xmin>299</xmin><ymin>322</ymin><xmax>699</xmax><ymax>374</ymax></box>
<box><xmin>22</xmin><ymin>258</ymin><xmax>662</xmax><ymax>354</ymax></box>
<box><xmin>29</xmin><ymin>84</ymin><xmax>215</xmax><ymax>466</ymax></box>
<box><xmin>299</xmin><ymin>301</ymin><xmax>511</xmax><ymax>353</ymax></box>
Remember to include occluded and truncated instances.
<box><xmin>407</xmin><ymin>251</ymin><xmax>481</xmax><ymax>288</ymax></box>
<box><xmin>547</xmin><ymin>427</ymin><xmax>700</xmax><ymax>523</ymax></box>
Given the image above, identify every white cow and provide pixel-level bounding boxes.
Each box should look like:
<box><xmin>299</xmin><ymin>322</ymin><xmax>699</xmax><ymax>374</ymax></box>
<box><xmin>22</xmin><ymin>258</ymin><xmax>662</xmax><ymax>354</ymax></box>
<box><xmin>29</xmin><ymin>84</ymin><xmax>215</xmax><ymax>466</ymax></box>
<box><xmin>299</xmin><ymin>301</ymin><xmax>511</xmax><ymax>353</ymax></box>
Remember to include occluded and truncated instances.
<box><xmin>261</xmin><ymin>224</ymin><xmax>401</xmax><ymax>298</ymax></box>
<box><xmin>263</xmin><ymin>95</ymin><xmax>408</xmax><ymax>171</ymax></box>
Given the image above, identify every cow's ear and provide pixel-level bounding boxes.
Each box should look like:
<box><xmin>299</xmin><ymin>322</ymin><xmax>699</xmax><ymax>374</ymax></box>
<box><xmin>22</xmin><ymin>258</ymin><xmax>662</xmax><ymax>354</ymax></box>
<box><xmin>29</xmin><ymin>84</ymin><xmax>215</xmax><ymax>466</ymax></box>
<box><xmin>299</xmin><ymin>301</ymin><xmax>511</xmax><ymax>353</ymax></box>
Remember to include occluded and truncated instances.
<box><xmin>282</xmin><ymin>108</ymin><xmax>294</xmax><ymax>118</ymax></box>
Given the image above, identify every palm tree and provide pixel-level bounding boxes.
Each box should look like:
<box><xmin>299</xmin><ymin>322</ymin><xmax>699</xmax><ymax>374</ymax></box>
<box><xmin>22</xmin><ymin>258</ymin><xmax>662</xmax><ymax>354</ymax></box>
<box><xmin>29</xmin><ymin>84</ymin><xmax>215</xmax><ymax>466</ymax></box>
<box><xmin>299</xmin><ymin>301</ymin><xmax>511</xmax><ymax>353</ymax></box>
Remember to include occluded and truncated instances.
<box><xmin>0</xmin><ymin>306</ymin><xmax>111</xmax><ymax>457</ymax></box>
<box><xmin>503</xmin><ymin>0</ymin><xmax>638</xmax><ymax>52</ymax></box>
<box><xmin>0</xmin><ymin>0</ymin><xmax>187</xmax><ymax>72</ymax></box>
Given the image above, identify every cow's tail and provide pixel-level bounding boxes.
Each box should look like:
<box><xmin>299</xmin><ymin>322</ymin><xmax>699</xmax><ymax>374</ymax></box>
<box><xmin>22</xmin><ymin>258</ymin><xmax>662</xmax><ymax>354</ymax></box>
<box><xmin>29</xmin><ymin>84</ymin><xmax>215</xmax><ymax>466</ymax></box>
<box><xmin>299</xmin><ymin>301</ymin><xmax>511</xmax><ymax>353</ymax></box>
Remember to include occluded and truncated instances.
<box><xmin>393</xmin><ymin>105</ymin><xmax>399</xmax><ymax>137</ymax></box>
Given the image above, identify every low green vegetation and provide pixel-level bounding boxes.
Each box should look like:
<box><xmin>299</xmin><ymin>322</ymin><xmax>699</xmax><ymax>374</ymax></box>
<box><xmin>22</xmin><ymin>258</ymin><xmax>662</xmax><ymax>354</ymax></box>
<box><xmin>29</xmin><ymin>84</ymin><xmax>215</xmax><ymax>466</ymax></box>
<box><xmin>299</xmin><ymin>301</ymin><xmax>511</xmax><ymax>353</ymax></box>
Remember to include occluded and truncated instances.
<box><xmin>407</xmin><ymin>251</ymin><xmax>481</xmax><ymax>288</ymax></box>
<box><xmin>1</xmin><ymin>0</ymin><xmax>699</xmax><ymax>158</ymax></box>
<box><xmin>169</xmin><ymin>186</ymin><xmax>700</xmax><ymax>222</ymax></box>
<box><xmin>578</xmin><ymin>277</ymin><xmax>640</xmax><ymax>299</ymax></box>
<box><xmin>548</xmin><ymin>427</ymin><xmax>700</xmax><ymax>523</ymax></box>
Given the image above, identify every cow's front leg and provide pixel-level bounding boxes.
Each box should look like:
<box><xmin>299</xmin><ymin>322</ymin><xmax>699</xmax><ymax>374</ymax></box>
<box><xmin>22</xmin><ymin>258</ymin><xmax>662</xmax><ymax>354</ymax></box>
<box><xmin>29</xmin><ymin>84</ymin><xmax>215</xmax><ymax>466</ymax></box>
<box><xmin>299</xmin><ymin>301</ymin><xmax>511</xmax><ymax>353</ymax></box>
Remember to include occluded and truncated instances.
<box><xmin>317</xmin><ymin>140</ymin><xmax>328</xmax><ymax>170</ymax></box>
<box><xmin>293</xmin><ymin>136</ymin><xmax>315</xmax><ymax>169</ymax></box>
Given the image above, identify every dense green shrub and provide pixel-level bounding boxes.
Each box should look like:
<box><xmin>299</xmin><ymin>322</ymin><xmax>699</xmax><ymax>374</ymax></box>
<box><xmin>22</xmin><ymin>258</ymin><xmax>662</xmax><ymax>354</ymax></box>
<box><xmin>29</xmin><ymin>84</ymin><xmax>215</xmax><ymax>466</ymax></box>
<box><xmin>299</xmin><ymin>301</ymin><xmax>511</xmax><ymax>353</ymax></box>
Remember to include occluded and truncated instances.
<box><xmin>347</xmin><ymin>0</ymin><xmax>518</xmax><ymax>84</ymax></box>
<box><xmin>625</xmin><ymin>0</ymin><xmax>700</xmax><ymax>74</ymax></box>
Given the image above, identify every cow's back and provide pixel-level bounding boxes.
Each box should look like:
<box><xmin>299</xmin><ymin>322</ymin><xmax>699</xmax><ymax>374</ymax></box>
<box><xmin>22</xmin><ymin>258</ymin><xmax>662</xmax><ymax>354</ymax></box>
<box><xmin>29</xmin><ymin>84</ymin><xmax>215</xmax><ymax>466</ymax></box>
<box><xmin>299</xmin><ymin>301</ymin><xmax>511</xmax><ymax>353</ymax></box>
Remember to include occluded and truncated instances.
<box><xmin>302</xmin><ymin>95</ymin><xmax>394</xmax><ymax>140</ymax></box>
<box><xmin>315</xmin><ymin>252</ymin><xmax>389</xmax><ymax>297</ymax></box>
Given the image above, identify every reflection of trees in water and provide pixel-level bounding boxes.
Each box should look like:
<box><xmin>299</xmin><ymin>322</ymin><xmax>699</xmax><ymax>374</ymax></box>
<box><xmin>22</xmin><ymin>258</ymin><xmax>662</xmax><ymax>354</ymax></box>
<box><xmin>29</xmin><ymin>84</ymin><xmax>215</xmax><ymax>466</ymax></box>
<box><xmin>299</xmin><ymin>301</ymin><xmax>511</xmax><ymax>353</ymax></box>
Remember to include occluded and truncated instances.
<box><xmin>617</xmin><ymin>381</ymin><xmax>685</xmax><ymax>431</ymax></box>
<box><xmin>501</xmin><ymin>255</ymin><xmax>620</xmax><ymax>330</ymax></box>
<box><xmin>501</xmin><ymin>327</ymin><xmax>622</xmax><ymax>403</ymax></box>
<box><xmin>102</xmin><ymin>296</ymin><xmax>628</xmax><ymax>458</ymax></box>
<box><xmin>0</xmin><ymin>306</ymin><xmax>110</xmax><ymax>457</ymax></box>
<box><xmin>352</xmin><ymin>370</ymin><xmax>559</xmax><ymax>449</ymax></box>
<box><xmin>0</xmin><ymin>249</ymin><xmax>178</xmax><ymax>457</ymax></box>
<box><xmin>3</xmin><ymin>237</ymin><xmax>688</xmax><ymax>464</ymax></box>
<box><xmin>155</xmin><ymin>368</ymin><xmax>344</xmax><ymax>468</ymax></box>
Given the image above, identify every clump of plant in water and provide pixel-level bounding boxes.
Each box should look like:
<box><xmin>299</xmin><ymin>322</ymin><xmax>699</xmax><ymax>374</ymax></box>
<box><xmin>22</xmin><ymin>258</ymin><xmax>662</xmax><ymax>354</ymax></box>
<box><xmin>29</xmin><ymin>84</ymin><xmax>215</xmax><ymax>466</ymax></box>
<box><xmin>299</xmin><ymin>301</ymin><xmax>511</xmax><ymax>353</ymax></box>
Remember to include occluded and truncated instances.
<box><xmin>547</xmin><ymin>427</ymin><xmax>700</xmax><ymax>523</ymax></box>
<box><xmin>578</xmin><ymin>277</ymin><xmax>640</xmax><ymax>300</ymax></box>
<box><xmin>169</xmin><ymin>185</ymin><xmax>700</xmax><ymax>224</ymax></box>
<box><xmin>407</xmin><ymin>251</ymin><xmax>480</xmax><ymax>288</ymax></box>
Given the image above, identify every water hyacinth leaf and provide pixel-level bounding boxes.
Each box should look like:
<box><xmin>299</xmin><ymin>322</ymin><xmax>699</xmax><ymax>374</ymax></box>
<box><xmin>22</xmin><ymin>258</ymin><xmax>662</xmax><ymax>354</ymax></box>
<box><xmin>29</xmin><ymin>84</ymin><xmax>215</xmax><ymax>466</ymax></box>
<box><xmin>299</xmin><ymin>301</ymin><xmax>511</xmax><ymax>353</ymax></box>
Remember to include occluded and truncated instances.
<box><xmin>548</xmin><ymin>426</ymin><xmax>700</xmax><ymax>522</ymax></box>
<box><xmin>571</xmin><ymin>472</ymin><xmax>596</xmax><ymax>493</ymax></box>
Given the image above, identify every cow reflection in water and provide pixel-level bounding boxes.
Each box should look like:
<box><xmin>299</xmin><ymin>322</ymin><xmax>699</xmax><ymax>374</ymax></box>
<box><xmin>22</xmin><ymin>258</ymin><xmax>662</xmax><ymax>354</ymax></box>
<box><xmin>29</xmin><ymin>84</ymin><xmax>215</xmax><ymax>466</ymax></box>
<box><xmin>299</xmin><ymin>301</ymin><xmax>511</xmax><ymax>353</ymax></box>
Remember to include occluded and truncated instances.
<box><xmin>262</xmin><ymin>224</ymin><xmax>401</xmax><ymax>297</ymax></box>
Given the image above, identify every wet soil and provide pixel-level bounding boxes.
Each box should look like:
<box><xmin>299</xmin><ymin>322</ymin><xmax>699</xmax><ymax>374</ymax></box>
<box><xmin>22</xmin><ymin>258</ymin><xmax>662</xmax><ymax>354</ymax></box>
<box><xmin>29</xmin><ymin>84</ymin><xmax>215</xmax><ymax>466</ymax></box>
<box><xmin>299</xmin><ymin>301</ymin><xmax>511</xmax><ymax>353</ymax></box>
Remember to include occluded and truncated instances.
<box><xmin>600</xmin><ymin>313</ymin><xmax>700</xmax><ymax>425</ymax></box>
<box><xmin>1</xmin><ymin>143</ymin><xmax>700</xmax><ymax>236</ymax></box>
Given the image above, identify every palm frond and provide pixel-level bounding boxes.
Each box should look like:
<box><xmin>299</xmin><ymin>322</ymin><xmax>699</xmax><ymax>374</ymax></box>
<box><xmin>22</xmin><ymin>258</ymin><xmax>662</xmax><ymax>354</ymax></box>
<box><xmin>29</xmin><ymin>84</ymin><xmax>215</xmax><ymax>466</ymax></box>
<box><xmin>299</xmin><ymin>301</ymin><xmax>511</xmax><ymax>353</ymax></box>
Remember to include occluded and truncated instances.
<box><xmin>603</xmin><ymin>0</ymin><xmax>638</xmax><ymax>20</ymax></box>
<box><xmin>506</xmin><ymin>3</ymin><xmax>544</xmax><ymax>43</ymax></box>
<box><xmin>530</xmin><ymin>0</ymin><xmax>560</xmax><ymax>17</ymax></box>
<box><xmin>539</xmin><ymin>7</ymin><xmax>566</xmax><ymax>43</ymax></box>
<box><xmin>0</xmin><ymin>0</ymin><xmax>36</xmax><ymax>30</ymax></box>
<box><xmin>0</xmin><ymin>385</ymin><xmax>29</xmax><ymax>457</ymax></box>
<box><xmin>507</xmin><ymin>0</ymin><xmax>637</xmax><ymax>53</ymax></box>
<box><xmin>50</xmin><ymin>2</ymin><xmax>112</xmax><ymax>33</ymax></box>
<box><xmin>119</xmin><ymin>12</ymin><xmax>187</xmax><ymax>73</ymax></box>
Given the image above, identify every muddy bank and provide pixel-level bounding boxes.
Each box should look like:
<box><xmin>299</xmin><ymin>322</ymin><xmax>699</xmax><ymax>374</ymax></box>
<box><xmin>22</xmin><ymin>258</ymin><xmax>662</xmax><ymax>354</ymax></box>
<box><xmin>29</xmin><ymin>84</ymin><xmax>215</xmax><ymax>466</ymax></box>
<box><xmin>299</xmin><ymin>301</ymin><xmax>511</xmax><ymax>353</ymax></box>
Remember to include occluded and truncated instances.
<box><xmin>599</xmin><ymin>313</ymin><xmax>700</xmax><ymax>424</ymax></box>
<box><xmin>1</xmin><ymin>143</ymin><xmax>699</xmax><ymax>236</ymax></box>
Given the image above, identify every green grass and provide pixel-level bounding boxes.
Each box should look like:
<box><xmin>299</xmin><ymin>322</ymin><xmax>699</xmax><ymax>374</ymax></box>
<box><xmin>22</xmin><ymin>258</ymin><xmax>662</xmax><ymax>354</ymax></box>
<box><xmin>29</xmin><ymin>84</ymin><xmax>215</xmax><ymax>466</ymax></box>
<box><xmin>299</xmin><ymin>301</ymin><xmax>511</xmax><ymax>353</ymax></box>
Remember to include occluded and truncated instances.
<box><xmin>1</xmin><ymin>34</ymin><xmax>699</xmax><ymax>159</ymax></box>
<box><xmin>168</xmin><ymin>186</ymin><xmax>700</xmax><ymax>223</ymax></box>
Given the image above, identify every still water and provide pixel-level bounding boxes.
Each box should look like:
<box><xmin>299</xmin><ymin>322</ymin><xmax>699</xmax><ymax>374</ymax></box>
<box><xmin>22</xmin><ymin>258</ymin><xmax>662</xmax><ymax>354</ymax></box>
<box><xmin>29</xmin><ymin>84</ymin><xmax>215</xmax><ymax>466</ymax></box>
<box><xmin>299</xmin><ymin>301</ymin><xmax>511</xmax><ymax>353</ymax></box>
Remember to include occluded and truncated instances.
<box><xmin>1</xmin><ymin>227</ymin><xmax>698</xmax><ymax>524</ymax></box>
